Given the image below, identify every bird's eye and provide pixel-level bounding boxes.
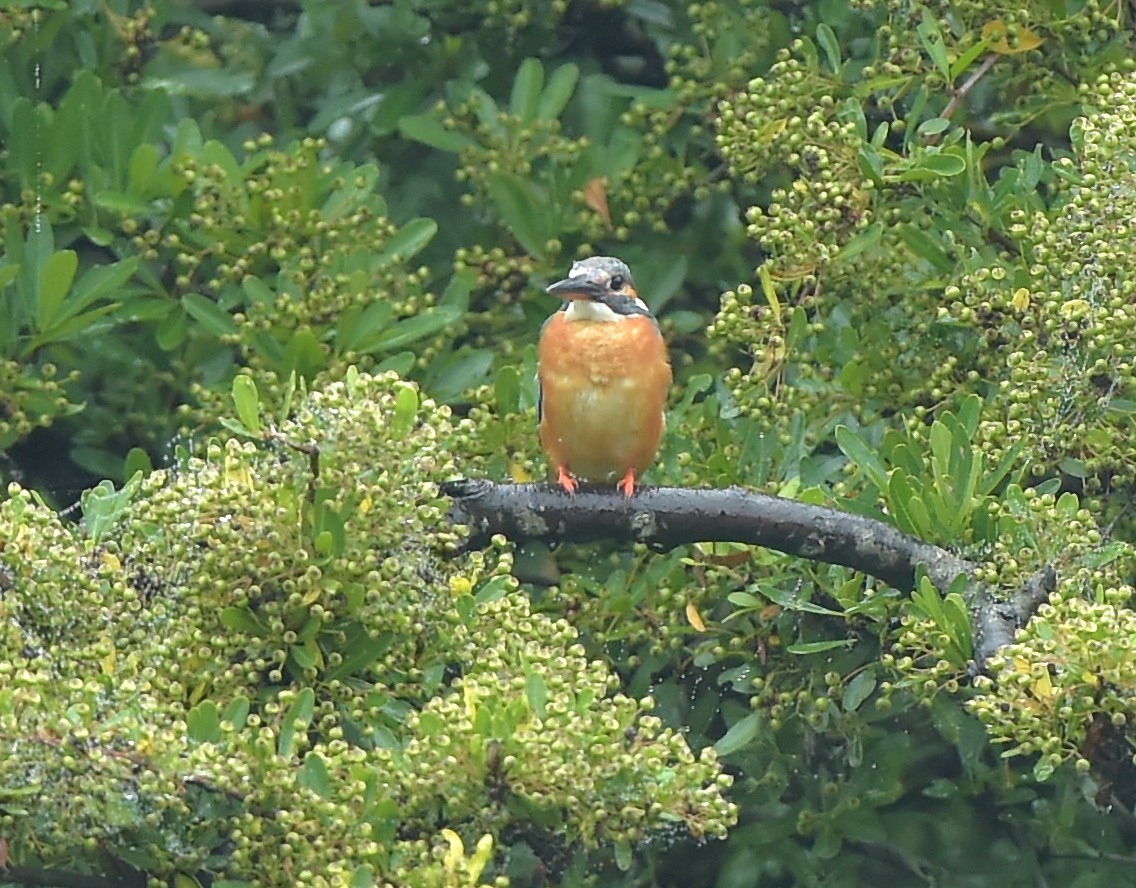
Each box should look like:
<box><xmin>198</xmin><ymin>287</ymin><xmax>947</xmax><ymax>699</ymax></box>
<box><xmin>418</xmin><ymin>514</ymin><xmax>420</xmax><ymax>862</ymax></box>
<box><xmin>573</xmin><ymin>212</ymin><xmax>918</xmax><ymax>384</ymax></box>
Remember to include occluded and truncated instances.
<box><xmin>610</xmin><ymin>275</ymin><xmax>624</xmax><ymax>290</ymax></box>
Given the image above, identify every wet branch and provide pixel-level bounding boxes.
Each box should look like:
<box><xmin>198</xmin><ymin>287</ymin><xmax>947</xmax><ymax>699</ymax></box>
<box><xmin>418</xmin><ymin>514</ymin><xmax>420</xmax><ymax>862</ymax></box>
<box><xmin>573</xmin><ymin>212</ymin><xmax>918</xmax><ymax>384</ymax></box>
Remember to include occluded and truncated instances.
<box><xmin>441</xmin><ymin>479</ymin><xmax>1055</xmax><ymax>667</ymax></box>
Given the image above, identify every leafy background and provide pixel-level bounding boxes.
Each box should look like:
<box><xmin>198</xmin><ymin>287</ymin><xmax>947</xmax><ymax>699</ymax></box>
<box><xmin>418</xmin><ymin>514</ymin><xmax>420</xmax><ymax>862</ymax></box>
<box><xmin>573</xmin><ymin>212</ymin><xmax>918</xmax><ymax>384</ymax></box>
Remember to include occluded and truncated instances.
<box><xmin>3</xmin><ymin>0</ymin><xmax>1136</xmax><ymax>886</ymax></box>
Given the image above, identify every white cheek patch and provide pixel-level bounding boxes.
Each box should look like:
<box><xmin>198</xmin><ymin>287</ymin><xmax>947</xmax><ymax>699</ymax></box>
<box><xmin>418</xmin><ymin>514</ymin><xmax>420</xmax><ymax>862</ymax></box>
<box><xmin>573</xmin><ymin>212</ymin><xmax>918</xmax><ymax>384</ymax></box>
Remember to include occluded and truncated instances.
<box><xmin>563</xmin><ymin>298</ymin><xmax>649</xmax><ymax>322</ymax></box>
<box><xmin>564</xmin><ymin>300</ymin><xmax>623</xmax><ymax>323</ymax></box>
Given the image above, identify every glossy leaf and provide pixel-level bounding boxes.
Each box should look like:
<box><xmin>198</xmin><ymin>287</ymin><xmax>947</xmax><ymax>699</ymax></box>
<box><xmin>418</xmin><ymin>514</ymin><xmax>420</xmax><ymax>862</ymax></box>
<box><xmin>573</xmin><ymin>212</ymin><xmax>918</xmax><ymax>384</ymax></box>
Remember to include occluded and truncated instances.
<box><xmin>35</xmin><ymin>249</ymin><xmax>78</xmax><ymax>330</ymax></box>
<box><xmin>510</xmin><ymin>58</ymin><xmax>544</xmax><ymax>122</ymax></box>
<box><xmin>397</xmin><ymin>114</ymin><xmax>476</xmax><ymax>152</ymax></box>
<box><xmin>232</xmin><ymin>375</ymin><xmax>261</xmax><ymax>435</ymax></box>
<box><xmin>362</xmin><ymin>306</ymin><xmax>461</xmax><ymax>353</ymax></box>
<box><xmin>715</xmin><ymin>712</ymin><xmax>761</xmax><ymax>756</ymax></box>
<box><xmin>537</xmin><ymin>63</ymin><xmax>580</xmax><ymax>119</ymax></box>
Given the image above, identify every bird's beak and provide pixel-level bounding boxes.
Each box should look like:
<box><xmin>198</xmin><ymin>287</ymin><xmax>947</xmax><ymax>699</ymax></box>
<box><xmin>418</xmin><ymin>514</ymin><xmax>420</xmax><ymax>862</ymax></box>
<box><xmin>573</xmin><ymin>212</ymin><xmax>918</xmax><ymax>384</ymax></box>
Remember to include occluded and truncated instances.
<box><xmin>546</xmin><ymin>275</ymin><xmax>606</xmax><ymax>300</ymax></box>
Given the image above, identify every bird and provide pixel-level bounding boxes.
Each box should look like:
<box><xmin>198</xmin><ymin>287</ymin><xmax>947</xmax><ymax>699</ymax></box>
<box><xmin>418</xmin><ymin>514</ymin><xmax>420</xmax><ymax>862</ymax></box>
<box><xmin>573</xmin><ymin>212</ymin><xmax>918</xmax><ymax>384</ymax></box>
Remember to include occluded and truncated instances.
<box><xmin>537</xmin><ymin>256</ymin><xmax>672</xmax><ymax>497</ymax></box>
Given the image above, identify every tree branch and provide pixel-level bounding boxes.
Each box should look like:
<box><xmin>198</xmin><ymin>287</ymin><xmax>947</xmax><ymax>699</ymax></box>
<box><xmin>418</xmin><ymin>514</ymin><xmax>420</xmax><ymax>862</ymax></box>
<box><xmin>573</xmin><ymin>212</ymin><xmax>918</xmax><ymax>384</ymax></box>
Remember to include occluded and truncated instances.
<box><xmin>441</xmin><ymin>479</ymin><xmax>1055</xmax><ymax>667</ymax></box>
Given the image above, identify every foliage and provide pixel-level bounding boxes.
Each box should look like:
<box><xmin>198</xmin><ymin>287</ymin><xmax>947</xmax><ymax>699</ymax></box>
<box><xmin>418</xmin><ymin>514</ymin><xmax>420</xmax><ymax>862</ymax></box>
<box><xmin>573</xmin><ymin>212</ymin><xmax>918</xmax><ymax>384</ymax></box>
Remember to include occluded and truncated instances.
<box><xmin>4</xmin><ymin>0</ymin><xmax>1136</xmax><ymax>885</ymax></box>
<box><xmin>0</xmin><ymin>372</ymin><xmax>734</xmax><ymax>884</ymax></box>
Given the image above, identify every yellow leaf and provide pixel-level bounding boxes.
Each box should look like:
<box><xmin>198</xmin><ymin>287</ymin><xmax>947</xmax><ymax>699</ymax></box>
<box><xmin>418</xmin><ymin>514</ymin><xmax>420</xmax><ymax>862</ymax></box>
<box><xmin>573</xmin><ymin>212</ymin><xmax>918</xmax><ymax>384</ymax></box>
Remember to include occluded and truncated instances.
<box><xmin>449</xmin><ymin>575</ymin><xmax>473</xmax><ymax>597</ymax></box>
<box><xmin>101</xmin><ymin>551</ymin><xmax>122</xmax><ymax>571</ymax></box>
<box><xmin>510</xmin><ymin>460</ymin><xmax>533</xmax><ymax>483</ymax></box>
<box><xmin>982</xmin><ymin>19</ymin><xmax>1043</xmax><ymax>54</ymax></box>
<box><xmin>223</xmin><ymin>452</ymin><xmax>253</xmax><ymax>488</ymax></box>
<box><xmin>1031</xmin><ymin>670</ymin><xmax>1054</xmax><ymax>698</ymax></box>
<box><xmin>469</xmin><ymin>834</ymin><xmax>494</xmax><ymax>884</ymax></box>
<box><xmin>101</xmin><ymin>639</ymin><xmax>116</xmax><ymax>676</ymax></box>
<box><xmin>440</xmin><ymin>828</ymin><xmax>464</xmax><ymax>871</ymax></box>
<box><xmin>1060</xmin><ymin>298</ymin><xmax>1090</xmax><ymax>317</ymax></box>
<box><xmin>301</xmin><ymin>585</ymin><xmax>322</xmax><ymax>606</ymax></box>
<box><xmin>583</xmin><ymin>177</ymin><xmax>612</xmax><ymax>228</ymax></box>
<box><xmin>757</xmin><ymin>265</ymin><xmax>781</xmax><ymax>323</ymax></box>
<box><xmin>757</xmin><ymin>117</ymin><xmax>788</xmax><ymax>145</ymax></box>
<box><xmin>1010</xmin><ymin>287</ymin><xmax>1030</xmax><ymax>310</ymax></box>
<box><xmin>685</xmin><ymin>601</ymin><xmax>707</xmax><ymax>632</ymax></box>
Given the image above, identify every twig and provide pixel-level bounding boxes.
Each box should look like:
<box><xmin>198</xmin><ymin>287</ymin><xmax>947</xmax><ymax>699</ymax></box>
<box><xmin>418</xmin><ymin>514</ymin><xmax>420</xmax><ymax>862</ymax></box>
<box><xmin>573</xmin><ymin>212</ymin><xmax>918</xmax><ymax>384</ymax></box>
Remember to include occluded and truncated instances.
<box><xmin>942</xmin><ymin>52</ymin><xmax>999</xmax><ymax>122</ymax></box>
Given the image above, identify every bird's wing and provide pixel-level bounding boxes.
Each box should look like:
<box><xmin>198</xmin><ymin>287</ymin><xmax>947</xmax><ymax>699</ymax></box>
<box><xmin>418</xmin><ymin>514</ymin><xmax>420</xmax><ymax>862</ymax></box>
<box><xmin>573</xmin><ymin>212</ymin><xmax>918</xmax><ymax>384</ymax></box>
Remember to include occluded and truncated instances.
<box><xmin>536</xmin><ymin>305</ymin><xmax>568</xmax><ymax>425</ymax></box>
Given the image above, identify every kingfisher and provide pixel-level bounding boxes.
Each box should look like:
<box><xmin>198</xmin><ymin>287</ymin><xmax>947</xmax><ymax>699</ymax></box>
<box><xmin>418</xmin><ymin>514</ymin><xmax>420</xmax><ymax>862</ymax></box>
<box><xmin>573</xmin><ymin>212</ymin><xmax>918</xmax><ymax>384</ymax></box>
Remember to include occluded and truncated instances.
<box><xmin>537</xmin><ymin>256</ymin><xmax>672</xmax><ymax>497</ymax></box>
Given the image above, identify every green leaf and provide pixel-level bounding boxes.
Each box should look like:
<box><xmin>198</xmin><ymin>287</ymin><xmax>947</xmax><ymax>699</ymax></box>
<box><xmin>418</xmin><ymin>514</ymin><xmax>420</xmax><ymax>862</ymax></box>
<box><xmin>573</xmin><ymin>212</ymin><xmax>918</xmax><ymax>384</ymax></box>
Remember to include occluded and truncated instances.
<box><xmin>787</xmin><ymin>638</ymin><xmax>856</xmax><ymax>654</ymax></box>
<box><xmin>816</xmin><ymin>23</ymin><xmax>841</xmax><ymax>72</ymax></box>
<box><xmin>835</xmin><ymin>222</ymin><xmax>883</xmax><ymax>262</ymax></box>
<box><xmin>325</xmin><ymin>628</ymin><xmax>394</xmax><ymax>680</ymax></box>
<box><xmin>223</xmin><ymin>696</ymin><xmax>251</xmax><ymax>730</ymax></box>
<box><xmin>899</xmin><ymin>151</ymin><xmax>967</xmax><ymax>180</ymax></box>
<box><xmin>488</xmin><ymin>171</ymin><xmax>550</xmax><ymax>257</ymax></box>
<box><xmin>219</xmin><ymin>606</ymin><xmax>267</xmax><ymax>635</ymax></box>
<box><xmin>321</xmin><ymin>163</ymin><xmax>380</xmax><ymax>221</ymax></box>
<box><xmin>727</xmin><ymin>591</ymin><xmax>762</xmax><ymax>609</ymax></box>
<box><xmin>81</xmin><ymin>474</ymin><xmax>142</xmax><ymax>544</ymax></box>
<box><xmin>349</xmin><ymin>867</ymin><xmax>375</xmax><ymax>888</ymax></box>
<box><xmin>0</xmin><ymin>264</ymin><xmax>21</xmax><ymax>293</ymax></box>
<box><xmin>614</xmin><ymin>838</ymin><xmax>633</xmax><ymax>872</ymax></box>
<box><xmin>278</xmin><ymin>687</ymin><xmax>316</xmax><ymax>759</ymax></box>
<box><xmin>36</xmin><ymin>250</ymin><xmax>78</xmax><ymax>330</ymax></box>
<box><xmin>439</xmin><ymin>268</ymin><xmax>475</xmax><ymax>311</ymax></box>
<box><xmin>956</xmin><ymin>394</ymin><xmax>981</xmax><ymax>437</ymax></box>
<box><xmin>916</xmin><ymin>10</ymin><xmax>951</xmax><ymax>80</ymax></box>
<box><xmin>950</xmin><ymin>35</ymin><xmax>993</xmax><ymax>80</ymax></box>
<box><xmin>392</xmin><ymin>384</ymin><xmax>419</xmax><ymax>436</ymax></box>
<box><xmin>337</xmin><ymin>301</ymin><xmax>394</xmax><ymax>354</ymax></box>
<box><xmin>298</xmin><ymin>752</ymin><xmax>332</xmax><ymax>797</ymax></box>
<box><xmin>759</xmin><ymin>584</ymin><xmax>844</xmax><ymax>616</ymax></box>
<box><xmin>232</xmin><ymin>375</ymin><xmax>261</xmax><ymax>435</ymax></box>
<box><xmin>897</xmin><ymin>224</ymin><xmax>954</xmax><ymax>272</ymax></box>
<box><xmin>426</xmin><ymin>348</ymin><xmax>494</xmax><ymax>403</ymax></box>
<box><xmin>187</xmin><ymin>700</ymin><xmax>222</xmax><ymax>744</ymax></box>
<box><xmin>835</xmin><ymin>425</ymin><xmax>889</xmax><ymax>492</ymax></box>
<box><xmin>929</xmin><ymin>418</ymin><xmax>951</xmax><ymax>480</ymax></box>
<box><xmin>363</xmin><ymin>306</ymin><xmax>461</xmax><ymax>353</ymax></box>
<box><xmin>916</xmin><ymin>116</ymin><xmax>950</xmax><ymax>137</ymax></box>
<box><xmin>397</xmin><ymin>114</ymin><xmax>475</xmax><ymax>152</ymax></box>
<box><xmin>495</xmin><ymin>365</ymin><xmax>521</xmax><ymax>414</ymax></box>
<box><xmin>127</xmin><ymin>142</ymin><xmax>161</xmax><ymax>197</ymax></box>
<box><xmin>942</xmin><ymin>592</ymin><xmax>975</xmax><ymax>660</ymax></box>
<box><xmin>182</xmin><ymin>292</ymin><xmax>237</xmax><ymax>336</ymax></box>
<box><xmin>58</xmin><ymin>256</ymin><xmax>140</xmax><ymax>328</ymax></box>
<box><xmin>283</xmin><ymin>328</ymin><xmax>325</xmax><ymax>380</ymax></box>
<box><xmin>858</xmin><ymin>144</ymin><xmax>885</xmax><ymax>185</ymax></box>
<box><xmin>888</xmin><ymin>471</ymin><xmax>932</xmax><ymax>538</ymax></box>
<box><xmin>123</xmin><ymin>447</ymin><xmax>153</xmax><ymax>479</ymax></box>
<box><xmin>842</xmin><ymin>669</ymin><xmax>877</xmax><ymax>712</ymax></box>
<box><xmin>714</xmin><ymin>711</ymin><xmax>761</xmax><ymax>756</ymax></box>
<box><xmin>525</xmin><ymin>672</ymin><xmax>548</xmax><ymax>719</ymax></box>
<box><xmin>510</xmin><ymin>58</ymin><xmax>544</xmax><ymax>122</ymax></box>
<box><xmin>537</xmin><ymin>63</ymin><xmax>580</xmax><ymax>119</ymax></box>
<box><xmin>373</xmin><ymin>217</ymin><xmax>438</xmax><ymax>268</ymax></box>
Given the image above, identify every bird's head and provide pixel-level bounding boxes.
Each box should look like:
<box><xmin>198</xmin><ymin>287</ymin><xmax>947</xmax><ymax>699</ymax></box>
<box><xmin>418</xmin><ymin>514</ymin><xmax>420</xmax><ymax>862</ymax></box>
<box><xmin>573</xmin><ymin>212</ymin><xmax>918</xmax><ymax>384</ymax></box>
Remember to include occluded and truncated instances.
<box><xmin>546</xmin><ymin>256</ymin><xmax>652</xmax><ymax>322</ymax></box>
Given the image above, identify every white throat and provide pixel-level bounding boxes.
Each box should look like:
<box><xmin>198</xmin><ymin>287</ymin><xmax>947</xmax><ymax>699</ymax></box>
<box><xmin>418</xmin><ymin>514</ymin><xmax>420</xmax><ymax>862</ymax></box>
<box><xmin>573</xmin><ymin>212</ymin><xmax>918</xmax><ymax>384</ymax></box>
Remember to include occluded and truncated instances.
<box><xmin>564</xmin><ymin>298</ymin><xmax>648</xmax><ymax>323</ymax></box>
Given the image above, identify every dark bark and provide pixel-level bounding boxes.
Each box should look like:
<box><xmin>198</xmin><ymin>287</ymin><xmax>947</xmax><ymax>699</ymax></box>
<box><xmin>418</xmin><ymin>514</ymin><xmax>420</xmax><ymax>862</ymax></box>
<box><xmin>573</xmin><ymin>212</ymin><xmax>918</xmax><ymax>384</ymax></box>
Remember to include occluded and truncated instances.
<box><xmin>441</xmin><ymin>479</ymin><xmax>1055</xmax><ymax>667</ymax></box>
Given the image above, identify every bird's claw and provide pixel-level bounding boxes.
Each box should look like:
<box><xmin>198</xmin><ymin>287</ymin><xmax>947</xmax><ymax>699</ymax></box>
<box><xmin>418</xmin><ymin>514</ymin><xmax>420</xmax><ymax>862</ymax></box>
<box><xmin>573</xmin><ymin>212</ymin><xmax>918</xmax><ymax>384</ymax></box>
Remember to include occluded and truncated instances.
<box><xmin>556</xmin><ymin>466</ymin><xmax>578</xmax><ymax>494</ymax></box>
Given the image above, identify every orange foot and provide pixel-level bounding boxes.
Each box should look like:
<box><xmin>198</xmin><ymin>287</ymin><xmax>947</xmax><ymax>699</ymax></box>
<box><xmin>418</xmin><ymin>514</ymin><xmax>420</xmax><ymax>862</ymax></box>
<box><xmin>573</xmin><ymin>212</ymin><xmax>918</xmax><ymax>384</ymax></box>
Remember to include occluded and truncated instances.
<box><xmin>616</xmin><ymin>468</ymin><xmax>637</xmax><ymax>498</ymax></box>
<box><xmin>556</xmin><ymin>465</ymin><xmax>578</xmax><ymax>494</ymax></box>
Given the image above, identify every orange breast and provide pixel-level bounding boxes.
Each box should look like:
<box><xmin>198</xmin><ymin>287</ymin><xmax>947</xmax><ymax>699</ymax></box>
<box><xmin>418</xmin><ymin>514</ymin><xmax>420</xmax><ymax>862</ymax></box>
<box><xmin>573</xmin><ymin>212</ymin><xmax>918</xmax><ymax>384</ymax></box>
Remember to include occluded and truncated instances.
<box><xmin>537</xmin><ymin>312</ymin><xmax>672</xmax><ymax>482</ymax></box>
